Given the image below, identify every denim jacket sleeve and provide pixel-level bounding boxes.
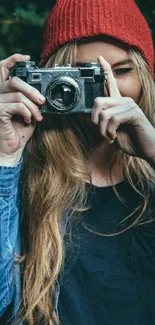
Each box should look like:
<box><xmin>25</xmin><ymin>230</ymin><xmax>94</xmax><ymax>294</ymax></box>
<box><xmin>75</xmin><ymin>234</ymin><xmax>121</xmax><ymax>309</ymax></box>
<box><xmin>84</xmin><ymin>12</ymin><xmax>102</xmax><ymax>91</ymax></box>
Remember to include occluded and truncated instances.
<box><xmin>0</xmin><ymin>162</ymin><xmax>22</xmax><ymax>316</ymax></box>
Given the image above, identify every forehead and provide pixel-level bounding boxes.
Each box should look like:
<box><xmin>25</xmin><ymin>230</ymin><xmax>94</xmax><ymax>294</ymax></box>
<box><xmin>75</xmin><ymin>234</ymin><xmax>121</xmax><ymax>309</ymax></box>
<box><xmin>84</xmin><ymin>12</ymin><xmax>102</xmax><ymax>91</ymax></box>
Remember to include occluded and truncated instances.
<box><xmin>76</xmin><ymin>41</ymin><xmax>130</xmax><ymax>65</ymax></box>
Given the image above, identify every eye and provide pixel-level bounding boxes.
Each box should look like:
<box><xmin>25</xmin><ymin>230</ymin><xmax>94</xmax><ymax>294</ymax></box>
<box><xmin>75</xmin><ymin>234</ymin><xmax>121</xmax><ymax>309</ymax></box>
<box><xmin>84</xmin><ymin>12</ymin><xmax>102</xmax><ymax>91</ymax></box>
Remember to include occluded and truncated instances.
<box><xmin>114</xmin><ymin>67</ymin><xmax>133</xmax><ymax>75</ymax></box>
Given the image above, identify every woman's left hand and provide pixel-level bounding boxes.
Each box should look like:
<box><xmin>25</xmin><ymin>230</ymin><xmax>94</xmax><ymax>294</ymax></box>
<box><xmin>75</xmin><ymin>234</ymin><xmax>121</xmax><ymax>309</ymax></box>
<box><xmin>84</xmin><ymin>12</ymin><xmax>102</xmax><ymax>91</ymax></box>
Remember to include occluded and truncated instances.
<box><xmin>91</xmin><ymin>55</ymin><xmax>155</xmax><ymax>164</ymax></box>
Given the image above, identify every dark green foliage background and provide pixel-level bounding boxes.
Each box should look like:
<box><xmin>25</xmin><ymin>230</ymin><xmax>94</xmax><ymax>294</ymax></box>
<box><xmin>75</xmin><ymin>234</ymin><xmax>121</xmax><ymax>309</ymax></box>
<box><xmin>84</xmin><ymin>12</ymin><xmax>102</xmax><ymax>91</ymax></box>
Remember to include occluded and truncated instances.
<box><xmin>0</xmin><ymin>1</ymin><xmax>154</xmax><ymax>64</ymax></box>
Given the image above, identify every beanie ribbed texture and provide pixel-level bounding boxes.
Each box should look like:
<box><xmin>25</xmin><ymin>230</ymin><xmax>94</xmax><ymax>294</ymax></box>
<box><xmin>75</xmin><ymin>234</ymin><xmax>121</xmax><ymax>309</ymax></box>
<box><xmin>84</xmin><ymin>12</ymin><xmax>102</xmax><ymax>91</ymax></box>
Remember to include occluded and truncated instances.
<box><xmin>40</xmin><ymin>0</ymin><xmax>154</xmax><ymax>73</ymax></box>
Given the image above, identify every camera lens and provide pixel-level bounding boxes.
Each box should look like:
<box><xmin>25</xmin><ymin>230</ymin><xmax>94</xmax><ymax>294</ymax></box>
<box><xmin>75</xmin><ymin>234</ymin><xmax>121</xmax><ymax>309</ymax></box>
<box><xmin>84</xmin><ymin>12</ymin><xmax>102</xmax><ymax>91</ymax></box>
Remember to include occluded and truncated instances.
<box><xmin>46</xmin><ymin>77</ymin><xmax>80</xmax><ymax>112</ymax></box>
<box><xmin>52</xmin><ymin>84</ymin><xmax>76</xmax><ymax>107</ymax></box>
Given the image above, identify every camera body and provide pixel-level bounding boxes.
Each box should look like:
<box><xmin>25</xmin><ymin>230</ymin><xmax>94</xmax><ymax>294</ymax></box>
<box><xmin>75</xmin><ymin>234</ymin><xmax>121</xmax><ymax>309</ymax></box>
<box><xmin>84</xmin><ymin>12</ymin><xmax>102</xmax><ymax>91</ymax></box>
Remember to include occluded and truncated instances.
<box><xmin>13</xmin><ymin>61</ymin><xmax>107</xmax><ymax>114</ymax></box>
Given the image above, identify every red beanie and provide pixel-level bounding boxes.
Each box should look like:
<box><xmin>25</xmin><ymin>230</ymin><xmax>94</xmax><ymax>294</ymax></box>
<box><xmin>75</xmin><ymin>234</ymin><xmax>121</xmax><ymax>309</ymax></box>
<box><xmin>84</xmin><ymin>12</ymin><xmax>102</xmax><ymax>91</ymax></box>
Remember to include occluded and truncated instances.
<box><xmin>40</xmin><ymin>0</ymin><xmax>154</xmax><ymax>73</ymax></box>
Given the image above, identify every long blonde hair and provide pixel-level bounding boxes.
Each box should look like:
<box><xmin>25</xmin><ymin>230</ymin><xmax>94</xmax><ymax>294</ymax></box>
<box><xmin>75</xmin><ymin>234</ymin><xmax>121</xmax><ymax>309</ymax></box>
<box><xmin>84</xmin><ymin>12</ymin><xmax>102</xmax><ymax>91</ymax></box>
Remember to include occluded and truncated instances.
<box><xmin>18</xmin><ymin>38</ymin><xmax>155</xmax><ymax>324</ymax></box>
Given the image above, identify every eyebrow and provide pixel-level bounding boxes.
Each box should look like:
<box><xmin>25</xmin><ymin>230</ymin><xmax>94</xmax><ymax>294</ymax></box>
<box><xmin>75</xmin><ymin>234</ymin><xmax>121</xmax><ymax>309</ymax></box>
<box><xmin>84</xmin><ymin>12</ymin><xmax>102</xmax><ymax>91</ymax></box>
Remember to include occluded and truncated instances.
<box><xmin>112</xmin><ymin>59</ymin><xmax>133</xmax><ymax>68</ymax></box>
<box><xmin>75</xmin><ymin>58</ymin><xmax>133</xmax><ymax>68</ymax></box>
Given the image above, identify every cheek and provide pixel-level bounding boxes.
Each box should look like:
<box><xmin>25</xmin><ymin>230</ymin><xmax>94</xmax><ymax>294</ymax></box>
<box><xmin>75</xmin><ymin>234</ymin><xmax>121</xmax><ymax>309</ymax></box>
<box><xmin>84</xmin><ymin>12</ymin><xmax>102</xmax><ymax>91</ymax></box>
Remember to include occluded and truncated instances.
<box><xmin>116</xmin><ymin>77</ymin><xmax>142</xmax><ymax>103</ymax></box>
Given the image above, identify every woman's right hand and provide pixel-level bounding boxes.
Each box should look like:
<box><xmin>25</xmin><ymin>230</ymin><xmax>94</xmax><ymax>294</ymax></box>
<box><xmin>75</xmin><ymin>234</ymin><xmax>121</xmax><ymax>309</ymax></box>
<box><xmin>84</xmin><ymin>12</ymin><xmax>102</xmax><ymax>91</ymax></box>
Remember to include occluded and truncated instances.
<box><xmin>0</xmin><ymin>54</ymin><xmax>45</xmax><ymax>166</ymax></box>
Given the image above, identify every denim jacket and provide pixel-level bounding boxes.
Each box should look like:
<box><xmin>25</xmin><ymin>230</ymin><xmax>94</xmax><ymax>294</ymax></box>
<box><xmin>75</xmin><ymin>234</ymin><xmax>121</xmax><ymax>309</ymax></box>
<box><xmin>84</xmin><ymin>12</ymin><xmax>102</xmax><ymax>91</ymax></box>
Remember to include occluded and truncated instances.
<box><xmin>0</xmin><ymin>162</ymin><xmax>63</xmax><ymax>323</ymax></box>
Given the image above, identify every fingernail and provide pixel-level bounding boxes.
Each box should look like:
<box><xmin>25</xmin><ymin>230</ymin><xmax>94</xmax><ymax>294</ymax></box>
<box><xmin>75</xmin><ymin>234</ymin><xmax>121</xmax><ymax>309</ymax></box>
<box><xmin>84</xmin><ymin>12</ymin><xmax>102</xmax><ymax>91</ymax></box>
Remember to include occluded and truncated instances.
<box><xmin>108</xmin><ymin>139</ymin><xmax>114</xmax><ymax>144</ymax></box>
<box><xmin>99</xmin><ymin>55</ymin><xmax>103</xmax><ymax>61</ymax></box>
<box><xmin>37</xmin><ymin>94</ymin><xmax>45</xmax><ymax>103</ymax></box>
<box><xmin>37</xmin><ymin>113</ymin><xmax>43</xmax><ymax>121</ymax></box>
<box><xmin>25</xmin><ymin>119</ymin><xmax>31</xmax><ymax>124</ymax></box>
<box><xmin>24</xmin><ymin>55</ymin><xmax>30</xmax><ymax>60</ymax></box>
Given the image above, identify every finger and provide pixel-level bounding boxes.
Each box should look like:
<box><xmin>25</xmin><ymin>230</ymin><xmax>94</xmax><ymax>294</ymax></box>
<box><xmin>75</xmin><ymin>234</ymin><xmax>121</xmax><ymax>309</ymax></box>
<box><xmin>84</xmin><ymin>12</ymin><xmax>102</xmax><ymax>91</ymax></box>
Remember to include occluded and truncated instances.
<box><xmin>98</xmin><ymin>109</ymin><xmax>111</xmax><ymax>141</ymax></box>
<box><xmin>96</xmin><ymin>104</ymin><xmax>134</xmax><ymax>140</ymax></box>
<box><xmin>98</xmin><ymin>55</ymin><xmax>121</xmax><ymax>98</ymax></box>
<box><xmin>106</xmin><ymin>115</ymin><xmax>120</xmax><ymax>141</ymax></box>
<box><xmin>0</xmin><ymin>102</ymin><xmax>32</xmax><ymax>124</ymax></box>
<box><xmin>92</xmin><ymin>97</ymin><xmax>123</xmax><ymax>124</ymax></box>
<box><xmin>106</xmin><ymin>109</ymin><xmax>136</xmax><ymax>141</ymax></box>
<box><xmin>0</xmin><ymin>92</ymin><xmax>43</xmax><ymax>122</ymax></box>
<box><xmin>0</xmin><ymin>77</ymin><xmax>46</xmax><ymax>106</ymax></box>
<box><xmin>0</xmin><ymin>54</ymin><xmax>30</xmax><ymax>83</ymax></box>
<box><xmin>0</xmin><ymin>54</ymin><xmax>31</xmax><ymax>70</ymax></box>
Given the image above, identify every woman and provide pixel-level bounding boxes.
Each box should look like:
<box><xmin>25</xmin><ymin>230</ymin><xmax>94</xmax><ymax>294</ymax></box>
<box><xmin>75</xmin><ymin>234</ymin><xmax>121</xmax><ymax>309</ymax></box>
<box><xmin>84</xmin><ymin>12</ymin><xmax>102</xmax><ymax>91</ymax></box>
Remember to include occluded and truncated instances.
<box><xmin>0</xmin><ymin>0</ymin><xmax>155</xmax><ymax>324</ymax></box>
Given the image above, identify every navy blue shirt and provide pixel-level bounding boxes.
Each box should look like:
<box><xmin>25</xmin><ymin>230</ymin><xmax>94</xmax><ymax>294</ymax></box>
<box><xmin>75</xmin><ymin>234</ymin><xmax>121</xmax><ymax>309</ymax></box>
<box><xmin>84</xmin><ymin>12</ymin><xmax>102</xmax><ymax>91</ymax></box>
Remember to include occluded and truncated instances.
<box><xmin>58</xmin><ymin>181</ymin><xmax>155</xmax><ymax>325</ymax></box>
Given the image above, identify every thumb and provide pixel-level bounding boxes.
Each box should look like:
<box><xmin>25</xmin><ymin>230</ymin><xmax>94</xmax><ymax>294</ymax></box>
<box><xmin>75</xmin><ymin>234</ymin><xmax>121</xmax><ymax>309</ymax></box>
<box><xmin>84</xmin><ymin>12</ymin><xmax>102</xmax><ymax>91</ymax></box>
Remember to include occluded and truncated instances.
<box><xmin>0</xmin><ymin>54</ymin><xmax>30</xmax><ymax>83</ymax></box>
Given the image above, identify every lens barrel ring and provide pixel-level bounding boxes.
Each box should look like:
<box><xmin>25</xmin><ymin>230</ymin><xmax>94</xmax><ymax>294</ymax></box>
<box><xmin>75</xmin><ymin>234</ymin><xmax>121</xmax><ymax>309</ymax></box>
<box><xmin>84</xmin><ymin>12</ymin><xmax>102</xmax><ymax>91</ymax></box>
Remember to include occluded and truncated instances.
<box><xmin>46</xmin><ymin>76</ymin><xmax>81</xmax><ymax>112</ymax></box>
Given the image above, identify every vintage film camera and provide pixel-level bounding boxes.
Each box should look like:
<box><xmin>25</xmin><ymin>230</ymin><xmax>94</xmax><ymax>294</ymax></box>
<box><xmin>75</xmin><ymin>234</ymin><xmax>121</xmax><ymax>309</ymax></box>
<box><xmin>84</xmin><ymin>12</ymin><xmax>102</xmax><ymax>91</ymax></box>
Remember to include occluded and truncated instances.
<box><xmin>13</xmin><ymin>61</ymin><xmax>107</xmax><ymax>114</ymax></box>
